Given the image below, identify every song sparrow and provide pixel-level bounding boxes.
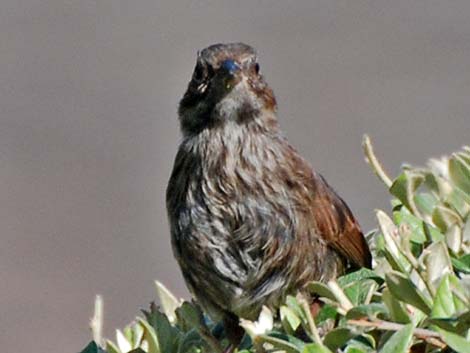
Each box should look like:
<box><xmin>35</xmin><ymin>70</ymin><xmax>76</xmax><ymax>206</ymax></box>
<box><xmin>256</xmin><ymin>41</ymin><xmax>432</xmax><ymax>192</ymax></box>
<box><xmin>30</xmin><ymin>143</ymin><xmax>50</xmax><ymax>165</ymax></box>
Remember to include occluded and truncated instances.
<box><xmin>166</xmin><ymin>43</ymin><xmax>371</xmax><ymax>347</ymax></box>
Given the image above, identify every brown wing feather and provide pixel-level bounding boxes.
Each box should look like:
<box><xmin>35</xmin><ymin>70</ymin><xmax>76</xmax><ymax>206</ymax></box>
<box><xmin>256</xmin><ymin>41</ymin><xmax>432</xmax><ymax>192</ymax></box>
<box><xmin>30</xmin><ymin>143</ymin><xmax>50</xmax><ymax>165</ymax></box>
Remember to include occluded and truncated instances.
<box><xmin>311</xmin><ymin>174</ymin><xmax>372</xmax><ymax>269</ymax></box>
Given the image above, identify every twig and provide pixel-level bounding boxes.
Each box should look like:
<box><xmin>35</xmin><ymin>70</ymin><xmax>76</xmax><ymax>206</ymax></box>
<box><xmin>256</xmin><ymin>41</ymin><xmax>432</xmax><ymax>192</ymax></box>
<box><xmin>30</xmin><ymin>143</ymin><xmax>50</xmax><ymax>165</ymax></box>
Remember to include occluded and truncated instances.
<box><xmin>327</xmin><ymin>280</ymin><xmax>353</xmax><ymax>312</ymax></box>
<box><xmin>90</xmin><ymin>295</ymin><xmax>103</xmax><ymax>347</ymax></box>
<box><xmin>364</xmin><ymin>282</ymin><xmax>378</xmax><ymax>305</ymax></box>
<box><xmin>258</xmin><ymin>335</ymin><xmax>300</xmax><ymax>353</ymax></box>
<box><xmin>362</xmin><ymin>135</ymin><xmax>393</xmax><ymax>188</ymax></box>
<box><xmin>348</xmin><ymin>318</ymin><xmax>446</xmax><ymax>348</ymax></box>
<box><xmin>297</xmin><ymin>293</ymin><xmax>322</xmax><ymax>344</ymax></box>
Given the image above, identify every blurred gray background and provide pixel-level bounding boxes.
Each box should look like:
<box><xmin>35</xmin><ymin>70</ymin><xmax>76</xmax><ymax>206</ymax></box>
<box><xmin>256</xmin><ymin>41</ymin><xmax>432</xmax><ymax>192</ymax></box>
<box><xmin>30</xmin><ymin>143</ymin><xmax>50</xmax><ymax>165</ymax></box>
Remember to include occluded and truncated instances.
<box><xmin>1</xmin><ymin>1</ymin><xmax>469</xmax><ymax>352</ymax></box>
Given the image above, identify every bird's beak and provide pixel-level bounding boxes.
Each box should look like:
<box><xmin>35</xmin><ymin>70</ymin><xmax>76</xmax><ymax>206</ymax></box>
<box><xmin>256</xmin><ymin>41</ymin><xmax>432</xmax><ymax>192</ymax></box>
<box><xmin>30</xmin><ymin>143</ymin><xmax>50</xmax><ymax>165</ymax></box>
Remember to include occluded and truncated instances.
<box><xmin>220</xmin><ymin>59</ymin><xmax>241</xmax><ymax>75</ymax></box>
<box><xmin>219</xmin><ymin>59</ymin><xmax>242</xmax><ymax>90</ymax></box>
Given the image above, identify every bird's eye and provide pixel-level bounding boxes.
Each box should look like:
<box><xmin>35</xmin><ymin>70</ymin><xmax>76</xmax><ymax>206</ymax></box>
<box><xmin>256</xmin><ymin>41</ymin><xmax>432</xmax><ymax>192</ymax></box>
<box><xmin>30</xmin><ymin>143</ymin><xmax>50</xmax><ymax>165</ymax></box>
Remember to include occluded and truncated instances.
<box><xmin>254</xmin><ymin>63</ymin><xmax>260</xmax><ymax>74</ymax></box>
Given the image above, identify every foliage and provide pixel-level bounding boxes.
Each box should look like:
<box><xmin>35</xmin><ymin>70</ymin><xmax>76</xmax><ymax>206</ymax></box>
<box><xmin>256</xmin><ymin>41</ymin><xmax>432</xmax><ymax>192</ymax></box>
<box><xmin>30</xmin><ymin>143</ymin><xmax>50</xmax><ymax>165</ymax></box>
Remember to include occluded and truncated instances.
<box><xmin>80</xmin><ymin>140</ymin><xmax>470</xmax><ymax>353</ymax></box>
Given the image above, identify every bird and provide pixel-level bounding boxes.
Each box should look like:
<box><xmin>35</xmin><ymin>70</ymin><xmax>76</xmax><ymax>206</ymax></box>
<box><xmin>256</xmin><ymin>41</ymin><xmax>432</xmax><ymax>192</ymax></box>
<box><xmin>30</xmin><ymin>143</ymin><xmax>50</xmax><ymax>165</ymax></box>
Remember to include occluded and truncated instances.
<box><xmin>166</xmin><ymin>43</ymin><xmax>372</xmax><ymax>350</ymax></box>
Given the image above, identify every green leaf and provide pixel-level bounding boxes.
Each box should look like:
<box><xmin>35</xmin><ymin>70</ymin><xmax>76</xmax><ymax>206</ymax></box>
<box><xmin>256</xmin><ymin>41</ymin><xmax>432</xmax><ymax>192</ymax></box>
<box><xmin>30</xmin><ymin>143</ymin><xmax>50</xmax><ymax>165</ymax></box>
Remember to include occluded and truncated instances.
<box><xmin>414</xmin><ymin>192</ymin><xmax>438</xmax><ymax>218</ymax></box>
<box><xmin>337</xmin><ymin>269</ymin><xmax>383</xmax><ymax>306</ymax></box>
<box><xmin>376</xmin><ymin>211</ymin><xmax>411</xmax><ymax>272</ymax></box>
<box><xmin>448</xmin><ymin>275</ymin><xmax>470</xmax><ymax>312</ymax></box>
<box><xmin>121</xmin><ymin>323</ymin><xmax>143</xmax><ymax>349</ymax></box>
<box><xmin>449</xmin><ymin>154</ymin><xmax>470</xmax><ymax>195</ymax></box>
<box><xmin>456</xmin><ymin>311</ymin><xmax>470</xmax><ymax>335</ymax></box>
<box><xmin>385</xmin><ymin>271</ymin><xmax>432</xmax><ymax>315</ymax></box>
<box><xmin>258</xmin><ymin>334</ymin><xmax>302</xmax><ymax>353</ymax></box>
<box><xmin>123</xmin><ymin>326</ymin><xmax>133</xmax><ymax>343</ymax></box>
<box><xmin>459</xmin><ymin>148</ymin><xmax>470</xmax><ymax>163</ymax></box>
<box><xmin>346</xmin><ymin>334</ymin><xmax>376</xmax><ymax>351</ymax></box>
<box><xmin>453</xmin><ymin>254</ymin><xmax>470</xmax><ymax>274</ymax></box>
<box><xmin>323</xmin><ymin>327</ymin><xmax>356</xmax><ymax>351</ymax></box>
<box><xmin>175</xmin><ymin>301</ymin><xmax>205</xmax><ymax>332</ymax></box>
<box><xmin>390</xmin><ymin>172</ymin><xmax>424</xmax><ymax>214</ymax></box>
<box><xmin>445</xmin><ymin>187</ymin><xmax>470</xmax><ymax>218</ymax></box>
<box><xmin>378</xmin><ymin>323</ymin><xmax>413</xmax><ymax>353</ymax></box>
<box><xmin>382</xmin><ymin>288</ymin><xmax>411</xmax><ymax>323</ymax></box>
<box><xmin>432</xmin><ymin>274</ymin><xmax>456</xmax><ymax>318</ymax></box>
<box><xmin>432</xmin><ymin>205</ymin><xmax>461</xmax><ymax>232</ymax></box>
<box><xmin>315</xmin><ymin>304</ymin><xmax>337</xmax><ymax>325</ymax></box>
<box><xmin>423</xmin><ymin>222</ymin><xmax>445</xmax><ymax>242</ymax></box>
<box><xmin>285</xmin><ymin>295</ymin><xmax>308</xmax><ymax>323</ymax></box>
<box><xmin>307</xmin><ymin>282</ymin><xmax>338</xmax><ymax>302</ymax></box>
<box><xmin>177</xmin><ymin>329</ymin><xmax>202</xmax><ymax>353</ymax></box>
<box><xmin>280</xmin><ymin>306</ymin><xmax>302</xmax><ymax>333</ymax></box>
<box><xmin>423</xmin><ymin>241</ymin><xmax>454</xmax><ymax>289</ymax></box>
<box><xmin>344</xmin><ymin>347</ymin><xmax>367</xmax><ymax>353</ymax></box>
<box><xmin>346</xmin><ymin>303</ymin><xmax>388</xmax><ymax>320</ymax></box>
<box><xmin>344</xmin><ymin>281</ymin><xmax>376</xmax><ymax>306</ymax></box>
<box><xmin>105</xmin><ymin>341</ymin><xmax>120</xmax><ymax>353</ymax></box>
<box><xmin>144</xmin><ymin>305</ymin><xmax>182</xmax><ymax>353</ymax></box>
<box><xmin>302</xmin><ymin>343</ymin><xmax>333</xmax><ymax>353</ymax></box>
<box><xmin>268</xmin><ymin>331</ymin><xmax>306</xmax><ymax>351</ymax></box>
<box><xmin>438</xmin><ymin>328</ymin><xmax>470</xmax><ymax>353</ymax></box>
<box><xmin>338</xmin><ymin>268</ymin><xmax>384</xmax><ymax>287</ymax></box>
<box><xmin>393</xmin><ymin>207</ymin><xmax>427</xmax><ymax>243</ymax></box>
<box><xmin>79</xmin><ymin>342</ymin><xmax>107</xmax><ymax>353</ymax></box>
<box><xmin>427</xmin><ymin>317</ymin><xmax>460</xmax><ymax>332</ymax></box>
<box><xmin>446</xmin><ymin>223</ymin><xmax>463</xmax><ymax>254</ymax></box>
<box><xmin>463</xmin><ymin>217</ymin><xmax>470</xmax><ymax>243</ymax></box>
<box><xmin>138</xmin><ymin>318</ymin><xmax>160</xmax><ymax>353</ymax></box>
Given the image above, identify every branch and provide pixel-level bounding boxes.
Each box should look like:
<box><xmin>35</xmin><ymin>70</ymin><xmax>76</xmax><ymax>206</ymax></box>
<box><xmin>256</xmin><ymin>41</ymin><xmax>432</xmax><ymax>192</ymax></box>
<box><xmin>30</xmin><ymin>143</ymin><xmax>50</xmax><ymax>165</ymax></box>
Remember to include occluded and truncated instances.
<box><xmin>362</xmin><ymin>135</ymin><xmax>393</xmax><ymax>188</ymax></box>
<box><xmin>297</xmin><ymin>293</ymin><xmax>322</xmax><ymax>344</ymax></box>
<box><xmin>348</xmin><ymin>318</ymin><xmax>446</xmax><ymax>349</ymax></box>
<box><xmin>90</xmin><ymin>295</ymin><xmax>103</xmax><ymax>347</ymax></box>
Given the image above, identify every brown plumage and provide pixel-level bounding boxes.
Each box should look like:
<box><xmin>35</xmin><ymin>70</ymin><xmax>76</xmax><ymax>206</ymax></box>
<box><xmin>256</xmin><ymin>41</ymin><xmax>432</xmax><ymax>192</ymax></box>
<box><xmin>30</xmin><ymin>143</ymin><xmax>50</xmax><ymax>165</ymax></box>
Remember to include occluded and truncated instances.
<box><xmin>166</xmin><ymin>43</ymin><xmax>371</xmax><ymax>348</ymax></box>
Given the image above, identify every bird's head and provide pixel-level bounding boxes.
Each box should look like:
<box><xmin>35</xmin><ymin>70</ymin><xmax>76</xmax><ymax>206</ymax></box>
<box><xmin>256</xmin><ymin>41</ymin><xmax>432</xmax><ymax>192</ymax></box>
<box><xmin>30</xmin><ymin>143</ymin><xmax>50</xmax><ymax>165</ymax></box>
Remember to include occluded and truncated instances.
<box><xmin>178</xmin><ymin>43</ymin><xmax>277</xmax><ymax>136</ymax></box>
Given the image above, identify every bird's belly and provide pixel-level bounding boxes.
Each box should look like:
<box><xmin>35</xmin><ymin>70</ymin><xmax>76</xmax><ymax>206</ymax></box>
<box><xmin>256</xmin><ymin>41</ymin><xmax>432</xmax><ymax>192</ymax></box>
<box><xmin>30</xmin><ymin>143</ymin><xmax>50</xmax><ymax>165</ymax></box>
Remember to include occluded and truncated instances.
<box><xmin>171</xmin><ymin>200</ymin><xmax>337</xmax><ymax>320</ymax></box>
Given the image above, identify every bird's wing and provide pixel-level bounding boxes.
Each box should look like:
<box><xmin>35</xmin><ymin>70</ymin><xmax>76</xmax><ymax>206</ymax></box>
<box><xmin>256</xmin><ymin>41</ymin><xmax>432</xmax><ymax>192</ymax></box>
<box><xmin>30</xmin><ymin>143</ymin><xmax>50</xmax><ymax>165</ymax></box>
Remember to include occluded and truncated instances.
<box><xmin>311</xmin><ymin>174</ymin><xmax>372</xmax><ymax>269</ymax></box>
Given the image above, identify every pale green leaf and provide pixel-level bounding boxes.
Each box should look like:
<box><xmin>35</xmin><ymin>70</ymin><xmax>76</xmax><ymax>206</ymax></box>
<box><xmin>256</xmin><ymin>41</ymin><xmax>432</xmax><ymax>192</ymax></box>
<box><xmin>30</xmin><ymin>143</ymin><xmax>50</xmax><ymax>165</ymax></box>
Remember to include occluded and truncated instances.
<box><xmin>346</xmin><ymin>303</ymin><xmax>387</xmax><ymax>320</ymax></box>
<box><xmin>449</xmin><ymin>154</ymin><xmax>470</xmax><ymax>195</ymax></box>
<box><xmin>385</xmin><ymin>271</ymin><xmax>432</xmax><ymax>315</ymax></box>
<box><xmin>344</xmin><ymin>347</ymin><xmax>367</xmax><ymax>353</ymax></box>
<box><xmin>258</xmin><ymin>334</ymin><xmax>302</xmax><ymax>353</ymax></box>
<box><xmin>106</xmin><ymin>340</ymin><xmax>121</xmax><ymax>353</ymax></box>
<box><xmin>438</xmin><ymin>328</ymin><xmax>470</xmax><ymax>353</ymax></box>
<box><xmin>155</xmin><ymin>281</ymin><xmax>181</xmax><ymax>324</ymax></box>
<box><xmin>432</xmin><ymin>205</ymin><xmax>461</xmax><ymax>232</ymax></box>
<box><xmin>378</xmin><ymin>323</ymin><xmax>413</xmax><ymax>353</ymax></box>
<box><xmin>138</xmin><ymin>318</ymin><xmax>160</xmax><ymax>353</ymax></box>
<box><xmin>280</xmin><ymin>306</ymin><xmax>302</xmax><ymax>333</ymax></box>
<box><xmin>116</xmin><ymin>329</ymin><xmax>132</xmax><ymax>353</ymax></box>
<box><xmin>390</xmin><ymin>172</ymin><xmax>424</xmax><ymax>214</ymax></box>
<box><xmin>432</xmin><ymin>274</ymin><xmax>456</xmax><ymax>318</ymax></box>
<box><xmin>302</xmin><ymin>343</ymin><xmax>333</xmax><ymax>353</ymax></box>
<box><xmin>382</xmin><ymin>288</ymin><xmax>411</xmax><ymax>323</ymax></box>
<box><xmin>307</xmin><ymin>282</ymin><xmax>338</xmax><ymax>302</ymax></box>
<box><xmin>423</xmin><ymin>241</ymin><xmax>453</xmax><ymax>290</ymax></box>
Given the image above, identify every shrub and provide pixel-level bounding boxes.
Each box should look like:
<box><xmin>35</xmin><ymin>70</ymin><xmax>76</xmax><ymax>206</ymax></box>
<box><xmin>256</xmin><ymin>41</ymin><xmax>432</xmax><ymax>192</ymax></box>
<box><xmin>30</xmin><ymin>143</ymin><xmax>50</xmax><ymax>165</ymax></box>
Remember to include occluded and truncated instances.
<box><xmin>80</xmin><ymin>137</ymin><xmax>470</xmax><ymax>353</ymax></box>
